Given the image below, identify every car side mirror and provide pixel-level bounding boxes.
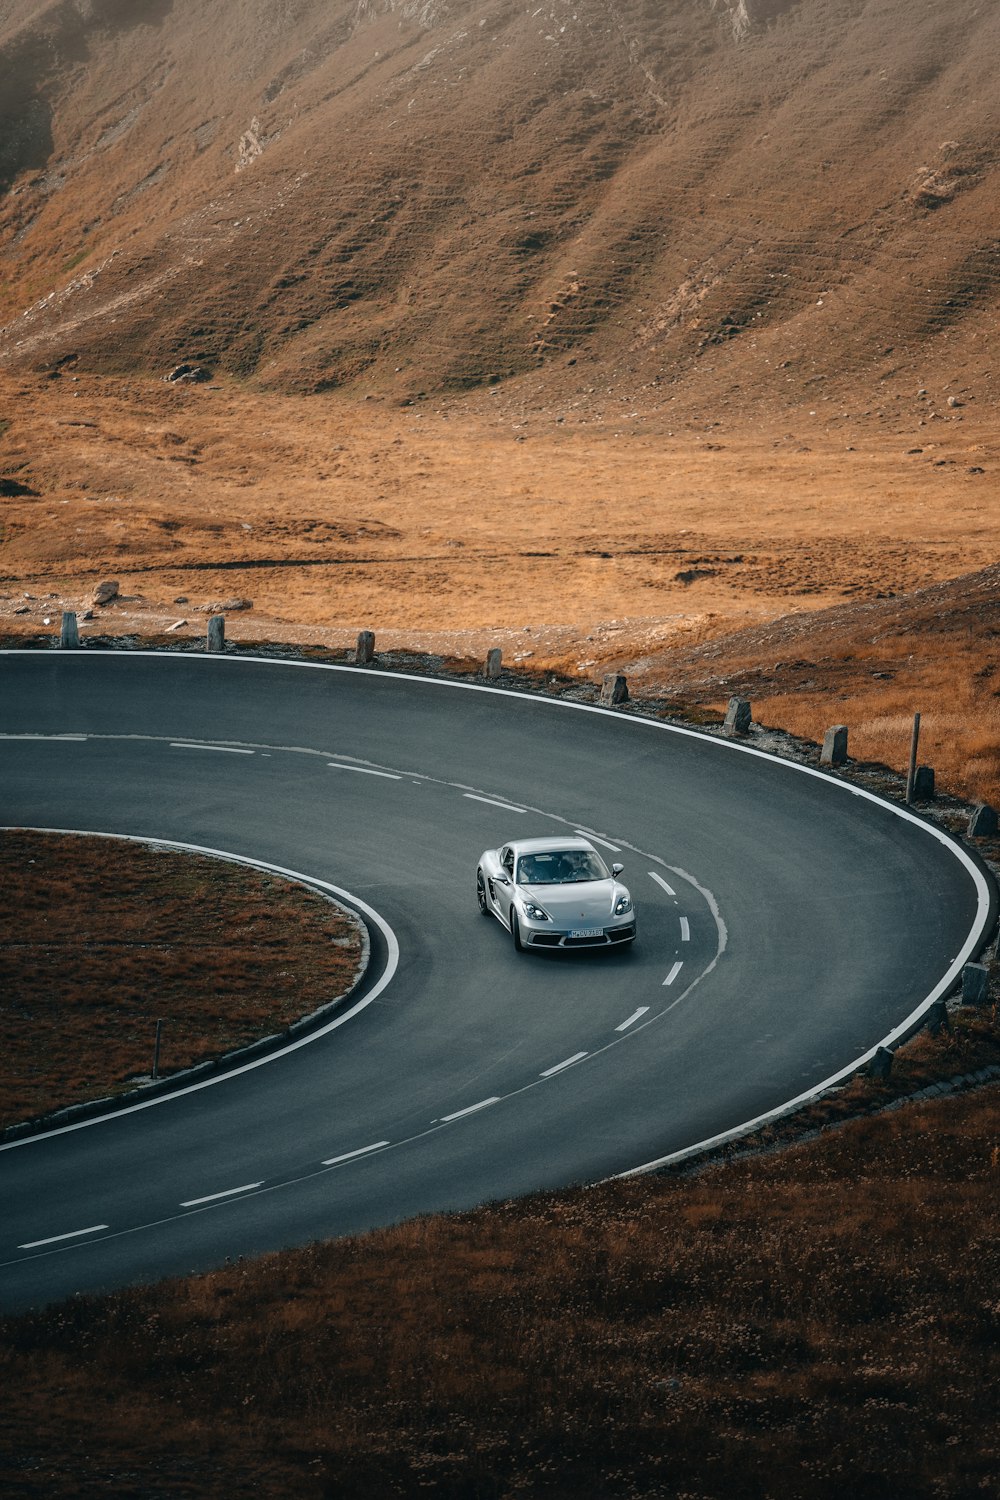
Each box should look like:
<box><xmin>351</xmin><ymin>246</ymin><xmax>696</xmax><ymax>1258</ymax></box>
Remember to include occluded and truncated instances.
<box><xmin>611</xmin><ymin>862</ymin><xmax>624</xmax><ymax>877</ymax></box>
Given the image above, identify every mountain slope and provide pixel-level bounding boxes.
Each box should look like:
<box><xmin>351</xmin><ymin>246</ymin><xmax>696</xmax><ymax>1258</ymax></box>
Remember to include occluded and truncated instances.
<box><xmin>0</xmin><ymin>0</ymin><xmax>997</xmax><ymax>409</ymax></box>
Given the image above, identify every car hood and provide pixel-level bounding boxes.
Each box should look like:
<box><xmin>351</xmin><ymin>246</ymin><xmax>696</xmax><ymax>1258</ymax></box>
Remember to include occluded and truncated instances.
<box><xmin>521</xmin><ymin>879</ymin><xmax>625</xmax><ymax>920</ymax></box>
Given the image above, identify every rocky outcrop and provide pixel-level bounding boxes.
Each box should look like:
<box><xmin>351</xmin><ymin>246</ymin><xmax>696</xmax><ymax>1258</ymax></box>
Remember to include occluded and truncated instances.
<box><xmin>352</xmin><ymin>0</ymin><xmax>448</xmax><ymax>29</ymax></box>
<box><xmin>236</xmin><ymin>118</ymin><xmax>264</xmax><ymax>172</ymax></box>
<box><xmin>711</xmin><ymin>0</ymin><xmax>798</xmax><ymax>40</ymax></box>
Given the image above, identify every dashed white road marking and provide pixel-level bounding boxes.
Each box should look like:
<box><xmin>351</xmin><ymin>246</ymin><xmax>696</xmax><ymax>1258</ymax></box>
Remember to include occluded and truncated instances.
<box><xmin>463</xmin><ymin>793</ymin><xmax>527</xmax><ymax>813</ymax></box>
<box><xmin>648</xmin><ymin>870</ymin><xmax>676</xmax><ymax>897</ymax></box>
<box><xmin>616</xmin><ymin>1008</ymin><xmax>649</xmax><ymax>1032</ymax></box>
<box><xmin>663</xmin><ymin>961</ymin><xmax>684</xmax><ymax>986</ymax></box>
<box><xmin>440</xmin><ymin>1096</ymin><xmax>501</xmax><ymax>1122</ymax></box>
<box><xmin>327</xmin><ymin>763</ymin><xmax>401</xmax><ymax>779</ymax></box>
<box><xmin>540</xmin><ymin>1051</ymin><xmax>588</xmax><ymax>1077</ymax></box>
<box><xmin>575</xmin><ymin>829</ymin><xmax>621</xmax><ymax>853</ymax></box>
<box><xmin>170</xmin><ymin>743</ymin><xmax>254</xmax><ymax>755</ymax></box>
<box><xmin>679</xmin><ymin>917</ymin><xmax>691</xmax><ymax>941</ymax></box>
<box><xmin>180</xmin><ymin>1182</ymin><xmax>263</xmax><ymax>1207</ymax></box>
<box><xmin>322</xmin><ymin>1141</ymin><xmax>391</xmax><ymax>1166</ymax></box>
<box><xmin>9</xmin><ymin>651</ymin><xmax>989</xmax><ymax>1205</ymax></box>
<box><xmin>19</xmin><ymin>1224</ymin><xmax>108</xmax><ymax>1249</ymax></box>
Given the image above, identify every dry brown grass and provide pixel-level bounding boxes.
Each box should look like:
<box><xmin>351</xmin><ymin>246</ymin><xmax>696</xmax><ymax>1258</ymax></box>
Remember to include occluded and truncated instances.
<box><xmin>1</xmin><ymin>830</ymin><xmax>363</xmax><ymax>1130</ymax></box>
<box><xmin>620</xmin><ymin>563</ymin><xmax>1000</xmax><ymax>807</ymax></box>
<box><xmin>1</xmin><ymin>1081</ymin><xmax>997</xmax><ymax>1499</ymax></box>
<box><xmin>758</xmin><ymin>664</ymin><xmax>1000</xmax><ymax>807</ymax></box>
<box><xmin>2</xmin><ymin>374</ymin><xmax>996</xmax><ymax>808</ymax></box>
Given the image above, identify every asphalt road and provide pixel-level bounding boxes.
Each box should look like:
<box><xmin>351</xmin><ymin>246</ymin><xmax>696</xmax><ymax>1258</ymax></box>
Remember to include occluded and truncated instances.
<box><xmin>1</xmin><ymin>651</ymin><xmax>992</xmax><ymax>1311</ymax></box>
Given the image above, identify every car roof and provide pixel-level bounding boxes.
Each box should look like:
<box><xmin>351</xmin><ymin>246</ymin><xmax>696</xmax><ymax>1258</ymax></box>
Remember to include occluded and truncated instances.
<box><xmin>509</xmin><ymin>836</ymin><xmax>597</xmax><ymax>855</ymax></box>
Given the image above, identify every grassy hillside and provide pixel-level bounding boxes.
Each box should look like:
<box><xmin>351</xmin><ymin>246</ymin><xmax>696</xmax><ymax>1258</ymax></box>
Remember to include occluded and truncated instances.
<box><xmin>1</xmin><ymin>0</ymin><xmax>997</xmax><ymax>411</ymax></box>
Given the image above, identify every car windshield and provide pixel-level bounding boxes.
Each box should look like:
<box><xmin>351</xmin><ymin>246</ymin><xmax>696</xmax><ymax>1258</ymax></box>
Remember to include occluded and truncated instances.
<box><xmin>516</xmin><ymin>850</ymin><xmax>609</xmax><ymax>885</ymax></box>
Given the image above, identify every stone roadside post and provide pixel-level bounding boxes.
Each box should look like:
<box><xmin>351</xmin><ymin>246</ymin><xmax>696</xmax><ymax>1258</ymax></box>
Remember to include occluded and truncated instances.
<box><xmin>925</xmin><ymin>997</ymin><xmax>950</xmax><ymax>1035</ymax></box>
<box><xmin>968</xmin><ymin>803</ymin><xmax>998</xmax><ymax>837</ymax></box>
<box><xmin>912</xmin><ymin>765</ymin><xmax>935</xmax><ymax>801</ymax></box>
<box><xmin>820</xmin><ymin>724</ymin><xmax>848</xmax><ymax>766</ymax></box>
<box><xmin>961</xmin><ymin>963</ymin><xmax>989</xmax><ymax>1007</ymax></box>
<box><xmin>600</xmin><ymin>673</ymin><xmax>628</xmax><ymax>706</ymax></box>
<box><xmin>723</xmin><ymin>697</ymin><xmax>751</xmax><ymax>736</ymax></box>
<box><xmin>868</xmin><ymin>1046</ymin><xmax>893</xmax><ymax>1080</ymax></box>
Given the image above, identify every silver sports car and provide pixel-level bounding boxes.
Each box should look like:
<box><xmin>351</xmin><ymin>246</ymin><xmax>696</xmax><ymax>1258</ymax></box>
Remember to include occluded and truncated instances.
<box><xmin>476</xmin><ymin>835</ymin><xmax>637</xmax><ymax>951</ymax></box>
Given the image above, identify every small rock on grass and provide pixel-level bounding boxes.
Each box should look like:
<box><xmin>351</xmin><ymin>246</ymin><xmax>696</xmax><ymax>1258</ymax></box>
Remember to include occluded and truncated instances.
<box><xmin>206</xmin><ymin>598</ymin><xmax>253</xmax><ymax>614</ymax></box>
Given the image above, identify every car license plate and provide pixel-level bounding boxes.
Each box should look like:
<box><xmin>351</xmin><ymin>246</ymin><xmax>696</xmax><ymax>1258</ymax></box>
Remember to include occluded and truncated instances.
<box><xmin>569</xmin><ymin>929</ymin><xmax>593</xmax><ymax>938</ymax></box>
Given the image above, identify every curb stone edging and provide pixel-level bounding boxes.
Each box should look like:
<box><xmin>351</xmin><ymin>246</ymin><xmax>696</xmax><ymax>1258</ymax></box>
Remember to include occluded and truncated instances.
<box><xmin>889</xmin><ymin>1063</ymin><xmax>1000</xmax><ymax>1105</ymax></box>
<box><xmin>669</xmin><ymin>1064</ymin><xmax>1000</xmax><ymax>1176</ymax></box>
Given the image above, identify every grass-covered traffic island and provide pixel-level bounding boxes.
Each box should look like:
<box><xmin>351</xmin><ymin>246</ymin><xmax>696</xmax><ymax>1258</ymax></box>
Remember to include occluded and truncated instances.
<box><xmin>0</xmin><ymin>830</ymin><xmax>365</xmax><ymax>1132</ymax></box>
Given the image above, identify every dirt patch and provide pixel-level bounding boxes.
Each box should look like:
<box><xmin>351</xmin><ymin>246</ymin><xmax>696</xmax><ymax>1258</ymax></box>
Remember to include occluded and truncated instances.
<box><xmin>0</xmin><ymin>829</ymin><xmax>365</xmax><ymax>1131</ymax></box>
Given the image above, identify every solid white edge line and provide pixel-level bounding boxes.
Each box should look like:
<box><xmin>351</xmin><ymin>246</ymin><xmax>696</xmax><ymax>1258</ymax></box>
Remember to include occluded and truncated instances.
<box><xmin>648</xmin><ymin>871</ymin><xmax>676</xmax><ymax>897</ymax></box>
<box><xmin>169</xmin><ymin>743</ymin><xmax>254</xmax><ymax>754</ymax></box>
<box><xmin>463</xmin><ymin>793</ymin><xmax>527</xmax><ymax>813</ymax></box>
<box><xmin>328</xmin><ymin>763</ymin><xmax>401</xmax><ymax>779</ymax></box>
<box><xmin>6</xmin><ymin>651</ymin><xmax>993</xmax><ymax>1180</ymax></box>
<box><xmin>541</xmin><ymin>1051</ymin><xmax>588</xmax><ymax>1077</ymax></box>
<box><xmin>574</xmin><ymin>829</ymin><xmax>621</xmax><ymax>853</ymax></box>
<box><xmin>663</xmin><ymin>961</ymin><xmax>684</xmax><ymax>987</ymax></box>
<box><xmin>441</xmin><ymin>1096</ymin><xmax>501</xmax><ymax>1123</ymax></box>
<box><xmin>322</xmin><ymin>1141</ymin><xmax>391</xmax><ymax>1166</ymax></box>
<box><xmin>19</xmin><ymin>1224</ymin><xmax>109</xmax><ymax>1249</ymax></box>
<box><xmin>0</xmin><ymin>829</ymin><xmax>400</xmax><ymax>1152</ymax></box>
<box><xmin>616</xmin><ymin>1007</ymin><xmax>649</xmax><ymax>1032</ymax></box>
<box><xmin>679</xmin><ymin>917</ymin><xmax>690</xmax><ymax>941</ymax></box>
<box><xmin>181</xmin><ymin>1182</ymin><xmax>263</xmax><ymax>1207</ymax></box>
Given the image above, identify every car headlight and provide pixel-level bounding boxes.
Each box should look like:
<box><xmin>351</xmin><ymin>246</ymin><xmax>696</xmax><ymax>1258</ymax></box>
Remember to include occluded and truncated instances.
<box><xmin>613</xmin><ymin>893</ymin><xmax>632</xmax><ymax>916</ymax></box>
<box><xmin>521</xmin><ymin>901</ymin><xmax>550</xmax><ymax>922</ymax></box>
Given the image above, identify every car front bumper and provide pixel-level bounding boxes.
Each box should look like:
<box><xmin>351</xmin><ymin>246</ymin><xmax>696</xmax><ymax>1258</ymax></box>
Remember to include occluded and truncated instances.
<box><xmin>522</xmin><ymin>920</ymin><xmax>637</xmax><ymax>949</ymax></box>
